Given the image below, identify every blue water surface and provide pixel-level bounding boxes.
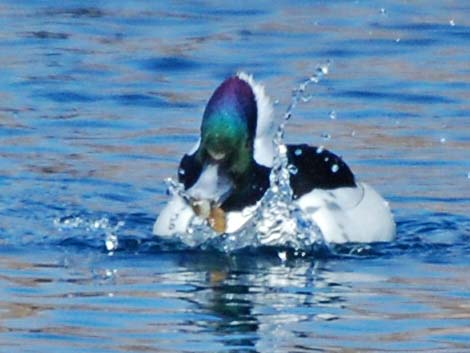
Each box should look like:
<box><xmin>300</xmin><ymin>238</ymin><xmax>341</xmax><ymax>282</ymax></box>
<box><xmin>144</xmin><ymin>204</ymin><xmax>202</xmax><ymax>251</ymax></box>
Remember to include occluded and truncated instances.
<box><xmin>0</xmin><ymin>1</ymin><xmax>469</xmax><ymax>352</ymax></box>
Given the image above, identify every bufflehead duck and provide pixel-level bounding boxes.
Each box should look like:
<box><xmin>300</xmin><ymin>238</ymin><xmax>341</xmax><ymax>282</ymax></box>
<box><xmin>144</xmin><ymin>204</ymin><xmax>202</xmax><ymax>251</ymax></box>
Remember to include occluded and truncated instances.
<box><xmin>154</xmin><ymin>73</ymin><xmax>396</xmax><ymax>244</ymax></box>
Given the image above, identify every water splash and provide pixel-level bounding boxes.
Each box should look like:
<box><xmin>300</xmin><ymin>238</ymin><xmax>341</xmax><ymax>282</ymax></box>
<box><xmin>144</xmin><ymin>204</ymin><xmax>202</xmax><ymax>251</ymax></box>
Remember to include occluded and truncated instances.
<box><xmin>105</xmin><ymin>233</ymin><xmax>119</xmax><ymax>253</ymax></box>
<box><xmin>247</xmin><ymin>63</ymin><xmax>330</xmax><ymax>250</ymax></box>
<box><xmin>162</xmin><ymin>64</ymin><xmax>331</xmax><ymax>252</ymax></box>
<box><xmin>54</xmin><ymin>215</ymin><xmax>125</xmax><ymax>251</ymax></box>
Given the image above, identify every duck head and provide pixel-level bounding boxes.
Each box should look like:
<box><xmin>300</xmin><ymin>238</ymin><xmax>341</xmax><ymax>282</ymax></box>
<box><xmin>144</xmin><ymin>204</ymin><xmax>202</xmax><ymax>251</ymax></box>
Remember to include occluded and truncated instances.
<box><xmin>181</xmin><ymin>73</ymin><xmax>274</xmax><ymax>209</ymax></box>
<box><xmin>199</xmin><ymin>76</ymin><xmax>257</xmax><ymax>179</ymax></box>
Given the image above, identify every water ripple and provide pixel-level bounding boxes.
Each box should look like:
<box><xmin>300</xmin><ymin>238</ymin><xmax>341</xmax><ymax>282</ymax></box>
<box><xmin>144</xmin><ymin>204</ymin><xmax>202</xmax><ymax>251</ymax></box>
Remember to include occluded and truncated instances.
<box><xmin>0</xmin><ymin>1</ymin><xmax>469</xmax><ymax>351</ymax></box>
<box><xmin>340</xmin><ymin>89</ymin><xmax>455</xmax><ymax>104</ymax></box>
<box><xmin>140</xmin><ymin>57</ymin><xmax>201</xmax><ymax>72</ymax></box>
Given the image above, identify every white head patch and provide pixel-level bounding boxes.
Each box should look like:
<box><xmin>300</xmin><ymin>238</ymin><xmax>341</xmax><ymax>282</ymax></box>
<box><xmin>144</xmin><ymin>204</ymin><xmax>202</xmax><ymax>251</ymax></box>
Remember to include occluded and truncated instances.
<box><xmin>237</xmin><ymin>72</ymin><xmax>275</xmax><ymax>167</ymax></box>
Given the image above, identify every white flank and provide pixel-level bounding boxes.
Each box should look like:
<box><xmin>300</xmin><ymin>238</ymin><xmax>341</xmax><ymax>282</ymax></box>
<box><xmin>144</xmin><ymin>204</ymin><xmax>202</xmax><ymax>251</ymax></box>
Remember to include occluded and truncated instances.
<box><xmin>296</xmin><ymin>182</ymin><xmax>396</xmax><ymax>243</ymax></box>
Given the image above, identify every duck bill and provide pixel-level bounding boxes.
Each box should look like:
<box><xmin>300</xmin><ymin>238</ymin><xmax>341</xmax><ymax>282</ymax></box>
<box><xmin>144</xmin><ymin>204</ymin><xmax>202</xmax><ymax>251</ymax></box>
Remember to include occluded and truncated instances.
<box><xmin>207</xmin><ymin>149</ymin><xmax>226</xmax><ymax>162</ymax></box>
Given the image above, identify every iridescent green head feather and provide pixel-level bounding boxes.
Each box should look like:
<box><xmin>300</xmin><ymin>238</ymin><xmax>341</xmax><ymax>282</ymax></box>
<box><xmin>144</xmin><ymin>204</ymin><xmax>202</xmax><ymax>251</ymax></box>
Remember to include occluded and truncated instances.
<box><xmin>199</xmin><ymin>76</ymin><xmax>257</xmax><ymax>179</ymax></box>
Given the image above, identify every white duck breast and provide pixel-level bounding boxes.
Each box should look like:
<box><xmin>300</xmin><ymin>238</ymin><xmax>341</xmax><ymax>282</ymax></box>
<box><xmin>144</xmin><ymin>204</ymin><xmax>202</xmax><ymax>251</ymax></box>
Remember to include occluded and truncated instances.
<box><xmin>153</xmin><ymin>195</ymin><xmax>196</xmax><ymax>236</ymax></box>
<box><xmin>153</xmin><ymin>164</ymin><xmax>233</xmax><ymax>236</ymax></box>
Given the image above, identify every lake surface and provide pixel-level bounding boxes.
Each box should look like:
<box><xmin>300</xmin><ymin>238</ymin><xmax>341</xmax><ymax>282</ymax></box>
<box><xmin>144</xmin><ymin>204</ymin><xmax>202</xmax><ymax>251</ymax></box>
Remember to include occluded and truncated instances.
<box><xmin>0</xmin><ymin>1</ymin><xmax>469</xmax><ymax>352</ymax></box>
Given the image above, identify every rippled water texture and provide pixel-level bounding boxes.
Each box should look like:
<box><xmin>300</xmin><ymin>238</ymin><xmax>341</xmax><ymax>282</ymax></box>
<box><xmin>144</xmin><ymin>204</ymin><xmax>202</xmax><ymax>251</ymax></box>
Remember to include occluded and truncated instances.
<box><xmin>0</xmin><ymin>1</ymin><xmax>469</xmax><ymax>352</ymax></box>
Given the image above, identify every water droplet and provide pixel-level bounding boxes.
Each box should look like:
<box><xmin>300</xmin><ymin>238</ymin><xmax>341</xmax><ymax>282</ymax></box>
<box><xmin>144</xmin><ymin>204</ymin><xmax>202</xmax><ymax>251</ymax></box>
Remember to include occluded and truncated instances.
<box><xmin>316</xmin><ymin>146</ymin><xmax>324</xmax><ymax>154</ymax></box>
<box><xmin>395</xmin><ymin>38</ymin><xmax>401</xmax><ymax>43</ymax></box>
<box><xmin>178</xmin><ymin>167</ymin><xmax>185</xmax><ymax>176</ymax></box>
<box><xmin>294</xmin><ymin>148</ymin><xmax>303</xmax><ymax>156</ymax></box>
<box><xmin>380</xmin><ymin>7</ymin><xmax>386</xmax><ymax>14</ymax></box>
<box><xmin>105</xmin><ymin>233</ymin><xmax>118</xmax><ymax>252</ymax></box>
<box><xmin>278</xmin><ymin>251</ymin><xmax>287</xmax><ymax>262</ymax></box>
<box><xmin>317</xmin><ymin>65</ymin><xmax>328</xmax><ymax>75</ymax></box>
<box><xmin>321</xmin><ymin>132</ymin><xmax>331</xmax><ymax>140</ymax></box>
<box><xmin>467</xmin><ymin>171</ymin><xmax>470</xmax><ymax>180</ymax></box>
<box><xmin>440</xmin><ymin>137</ymin><xmax>446</xmax><ymax>144</ymax></box>
<box><xmin>329</xmin><ymin>110</ymin><xmax>336</xmax><ymax>120</ymax></box>
<box><xmin>279</xmin><ymin>144</ymin><xmax>287</xmax><ymax>154</ymax></box>
<box><xmin>104</xmin><ymin>269</ymin><xmax>117</xmax><ymax>279</ymax></box>
<box><xmin>274</xmin><ymin>99</ymin><xmax>280</xmax><ymax>105</ymax></box>
<box><xmin>351</xmin><ymin>130</ymin><xmax>356</xmax><ymax>137</ymax></box>
<box><xmin>288</xmin><ymin>164</ymin><xmax>298</xmax><ymax>175</ymax></box>
<box><xmin>449</xmin><ymin>19</ymin><xmax>455</xmax><ymax>26</ymax></box>
<box><xmin>324</xmin><ymin>157</ymin><xmax>329</xmax><ymax>162</ymax></box>
<box><xmin>331</xmin><ymin>164</ymin><xmax>339</xmax><ymax>173</ymax></box>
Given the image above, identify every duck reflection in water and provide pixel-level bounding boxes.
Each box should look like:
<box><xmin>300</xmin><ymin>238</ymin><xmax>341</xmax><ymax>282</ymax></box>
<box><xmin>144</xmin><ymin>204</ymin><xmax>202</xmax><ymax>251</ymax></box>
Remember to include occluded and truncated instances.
<box><xmin>174</xmin><ymin>250</ymin><xmax>345</xmax><ymax>351</ymax></box>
